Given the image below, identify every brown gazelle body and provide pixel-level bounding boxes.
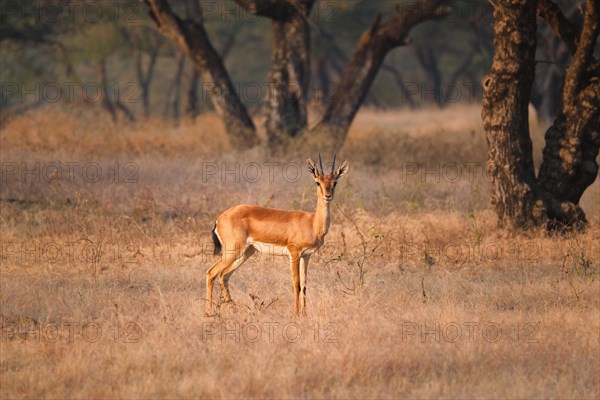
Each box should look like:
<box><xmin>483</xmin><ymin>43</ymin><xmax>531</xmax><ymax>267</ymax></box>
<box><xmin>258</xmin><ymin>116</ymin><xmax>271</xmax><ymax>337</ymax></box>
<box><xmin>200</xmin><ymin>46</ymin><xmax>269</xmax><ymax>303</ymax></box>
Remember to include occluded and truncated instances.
<box><xmin>206</xmin><ymin>155</ymin><xmax>349</xmax><ymax>316</ymax></box>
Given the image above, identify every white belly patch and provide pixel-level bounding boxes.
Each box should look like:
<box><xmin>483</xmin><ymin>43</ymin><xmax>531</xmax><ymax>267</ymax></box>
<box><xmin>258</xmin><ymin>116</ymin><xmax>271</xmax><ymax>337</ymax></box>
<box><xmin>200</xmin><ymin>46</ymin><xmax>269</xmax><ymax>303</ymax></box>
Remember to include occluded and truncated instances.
<box><xmin>248</xmin><ymin>239</ymin><xmax>290</xmax><ymax>259</ymax></box>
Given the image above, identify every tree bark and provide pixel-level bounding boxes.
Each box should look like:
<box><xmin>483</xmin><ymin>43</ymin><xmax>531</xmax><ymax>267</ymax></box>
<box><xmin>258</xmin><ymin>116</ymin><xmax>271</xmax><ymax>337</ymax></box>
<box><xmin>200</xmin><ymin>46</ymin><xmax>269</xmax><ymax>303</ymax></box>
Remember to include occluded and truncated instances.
<box><xmin>145</xmin><ymin>0</ymin><xmax>259</xmax><ymax>149</ymax></box>
<box><xmin>536</xmin><ymin>0</ymin><xmax>579</xmax><ymax>53</ymax></box>
<box><xmin>533</xmin><ymin>1</ymin><xmax>579</xmax><ymax>119</ymax></box>
<box><xmin>481</xmin><ymin>0</ymin><xmax>540</xmax><ymax>230</ymax></box>
<box><xmin>482</xmin><ymin>0</ymin><xmax>600</xmax><ymax>230</ymax></box>
<box><xmin>537</xmin><ymin>0</ymin><xmax>600</xmax><ymax>228</ymax></box>
<box><xmin>234</xmin><ymin>0</ymin><xmax>315</xmax><ymax>148</ymax></box>
<box><xmin>310</xmin><ymin>0</ymin><xmax>451</xmax><ymax>150</ymax></box>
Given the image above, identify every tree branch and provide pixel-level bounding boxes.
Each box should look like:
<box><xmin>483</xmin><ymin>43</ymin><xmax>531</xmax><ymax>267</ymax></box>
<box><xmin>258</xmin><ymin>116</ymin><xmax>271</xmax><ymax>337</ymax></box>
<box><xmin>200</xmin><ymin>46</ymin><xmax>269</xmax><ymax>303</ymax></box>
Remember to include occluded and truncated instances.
<box><xmin>564</xmin><ymin>0</ymin><xmax>600</xmax><ymax>108</ymax></box>
<box><xmin>144</xmin><ymin>0</ymin><xmax>258</xmax><ymax>147</ymax></box>
<box><xmin>312</xmin><ymin>0</ymin><xmax>450</xmax><ymax>148</ymax></box>
<box><xmin>536</xmin><ymin>0</ymin><xmax>579</xmax><ymax>55</ymax></box>
<box><xmin>233</xmin><ymin>0</ymin><xmax>311</xmax><ymax>21</ymax></box>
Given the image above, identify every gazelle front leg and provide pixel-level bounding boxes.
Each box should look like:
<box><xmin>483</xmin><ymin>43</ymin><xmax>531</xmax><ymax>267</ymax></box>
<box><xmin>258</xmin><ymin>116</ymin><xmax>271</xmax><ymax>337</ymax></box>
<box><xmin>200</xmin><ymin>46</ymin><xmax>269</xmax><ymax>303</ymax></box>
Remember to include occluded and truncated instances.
<box><xmin>289</xmin><ymin>252</ymin><xmax>301</xmax><ymax>316</ymax></box>
<box><xmin>299</xmin><ymin>255</ymin><xmax>310</xmax><ymax>316</ymax></box>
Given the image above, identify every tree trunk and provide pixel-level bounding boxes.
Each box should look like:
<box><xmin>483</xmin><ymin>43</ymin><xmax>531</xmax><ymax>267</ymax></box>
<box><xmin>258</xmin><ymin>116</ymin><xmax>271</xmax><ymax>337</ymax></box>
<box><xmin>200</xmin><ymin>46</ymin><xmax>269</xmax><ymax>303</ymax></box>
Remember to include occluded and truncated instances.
<box><xmin>99</xmin><ymin>58</ymin><xmax>135</xmax><ymax>122</ymax></box>
<box><xmin>481</xmin><ymin>0</ymin><xmax>540</xmax><ymax>229</ymax></box>
<box><xmin>121</xmin><ymin>27</ymin><xmax>160</xmax><ymax>118</ymax></box>
<box><xmin>184</xmin><ymin>0</ymin><xmax>201</xmax><ymax>119</ymax></box>
<box><xmin>482</xmin><ymin>0</ymin><xmax>600</xmax><ymax>230</ymax></box>
<box><xmin>415</xmin><ymin>45</ymin><xmax>443</xmax><ymax>106</ymax></box>
<box><xmin>233</xmin><ymin>0</ymin><xmax>315</xmax><ymax>148</ymax></box>
<box><xmin>164</xmin><ymin>54</ymin><xmax>185</xmax><ymax>119</ymax></box>
<box><xmin>133</xmin><ymin>46</ymin><xmax>159</xmax><ymax>118</ymax></box>
<box><xmin>186</xmin><ymin>69</ymin><xmax>201</xmax><ymax>119</ymax></box>
<box><xmin>145</xmin><ymin>0</ymin><xmax>259</xmax><ymax>149</ymax></box>
<box><xmin>536</xmin><ymin>0</ymin><xmax>600</xmax><ymax>228</ymax></box>
<box><xmin>264</xmin><ymin>10</ymin><xmax>311</xmax><ymax>147</ymax></box>
<box><xmin>99</xmin><ymin>59</ymin><xmax>118</xmax><ymax>122</ymax></box>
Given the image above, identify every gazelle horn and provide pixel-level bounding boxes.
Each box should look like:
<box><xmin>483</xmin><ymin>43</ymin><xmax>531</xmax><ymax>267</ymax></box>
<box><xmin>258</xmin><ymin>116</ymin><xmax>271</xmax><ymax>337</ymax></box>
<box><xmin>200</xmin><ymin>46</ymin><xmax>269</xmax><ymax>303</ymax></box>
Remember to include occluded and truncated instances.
<box><xmin>331</xmin><ymin>154</ymin><xmax>336</xmax><ymax>174</ymax></box>
<box><xmin>319</xmin><ymin>153</ymin><xmax>324</xmax><ymax>175</ymax></box>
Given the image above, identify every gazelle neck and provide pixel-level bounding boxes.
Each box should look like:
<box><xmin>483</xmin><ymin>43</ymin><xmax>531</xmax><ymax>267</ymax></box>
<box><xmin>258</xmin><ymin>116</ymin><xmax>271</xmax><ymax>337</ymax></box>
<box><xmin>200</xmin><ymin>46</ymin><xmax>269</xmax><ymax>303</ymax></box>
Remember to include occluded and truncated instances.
<box><xmin>313</xmin><ymin>193</ymin><xmax>331</xmax><ymax>238</ymax></box>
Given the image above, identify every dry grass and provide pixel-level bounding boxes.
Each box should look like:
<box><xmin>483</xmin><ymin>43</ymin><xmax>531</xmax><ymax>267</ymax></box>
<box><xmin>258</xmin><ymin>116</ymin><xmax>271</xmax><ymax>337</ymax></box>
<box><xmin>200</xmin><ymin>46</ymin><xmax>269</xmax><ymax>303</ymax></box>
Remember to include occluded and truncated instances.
<box><xmin>1</xmin><ymin>104</ymin><xmax>599</xmax><ymax>399</ymax></box>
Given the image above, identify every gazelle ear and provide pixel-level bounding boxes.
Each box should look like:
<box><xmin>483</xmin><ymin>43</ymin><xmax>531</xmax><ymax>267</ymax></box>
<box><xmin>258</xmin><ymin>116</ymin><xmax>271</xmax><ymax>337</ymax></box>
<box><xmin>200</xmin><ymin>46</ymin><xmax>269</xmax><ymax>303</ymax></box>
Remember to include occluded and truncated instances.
<box><xmin>335</xmin><ymin>160</ymin><xmax>349</xmax><ymax>179</ymax></box>
<box><xmin>307</xmin><ymin>159</ymin><xmax>319</xmax><ymax>177</ymax></box>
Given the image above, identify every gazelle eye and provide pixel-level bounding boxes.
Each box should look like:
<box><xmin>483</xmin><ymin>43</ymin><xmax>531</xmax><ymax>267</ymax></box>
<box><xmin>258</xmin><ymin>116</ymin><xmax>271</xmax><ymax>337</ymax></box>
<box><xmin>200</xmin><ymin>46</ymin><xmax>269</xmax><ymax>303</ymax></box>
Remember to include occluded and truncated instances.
<box><xmin>315</xmin><ymin>182</ymin><xmax>320</xmax><ymax>186</ymax></box>
<box><xmin>333</xmin><ymin>181</ymin><xmax>338</xmax><ymax>187</ymax></box>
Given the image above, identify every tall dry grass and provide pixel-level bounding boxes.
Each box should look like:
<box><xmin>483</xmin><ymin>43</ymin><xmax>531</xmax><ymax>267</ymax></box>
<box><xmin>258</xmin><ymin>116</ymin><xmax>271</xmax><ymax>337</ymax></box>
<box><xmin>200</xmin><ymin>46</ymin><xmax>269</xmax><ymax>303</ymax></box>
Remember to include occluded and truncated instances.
<box><xmin>1</xmin><ymin>104</ymin><xmax>599</xmax><ymax>398</ymax></box>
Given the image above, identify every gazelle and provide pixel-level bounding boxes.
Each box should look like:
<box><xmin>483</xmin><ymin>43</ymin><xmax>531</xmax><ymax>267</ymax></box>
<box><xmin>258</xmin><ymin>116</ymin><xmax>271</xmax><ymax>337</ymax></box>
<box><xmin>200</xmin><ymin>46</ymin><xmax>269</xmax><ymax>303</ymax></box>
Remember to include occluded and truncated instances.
<box><xmin>206</xmin><ymin>155</ymin><xmax>349</xmax><ymax>316</ymax></box>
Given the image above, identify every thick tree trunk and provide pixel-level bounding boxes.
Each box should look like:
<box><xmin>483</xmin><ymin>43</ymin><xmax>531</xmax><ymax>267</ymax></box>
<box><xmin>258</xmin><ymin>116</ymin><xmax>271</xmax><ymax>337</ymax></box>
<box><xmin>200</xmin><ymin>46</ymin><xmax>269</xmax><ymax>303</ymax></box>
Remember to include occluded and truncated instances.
<box><xmin>145</xmin><ymin>0</ymin><xmax>259</xmax><ymax>149</ymax></box>
<box><xmin>233</xmin><ymin>0</ymin><xmax>315</xmax><ymax>148</ymax></box>
<box><xmin>537</xmin><ymin>0</ymin><xmax>600</xmax><ymax>228</ymax></box>
<box><xmin>265</xmin><ymin>11</ymin><xmax>311</xmax><ymax>147</ymax></box>
<box><xmin>482</xmin><ymin>0</ymin><xmax>600</xmax><ymax>230</ymax></box>
<box><xmin>481</xmin><ymin>0</ymin><xmax>541</xmax><ymax>229</ymax></box>
<box><xmin>310</xmin><ymin>0</ymin><xmax>451</xmax><ymax>151</ymax></box>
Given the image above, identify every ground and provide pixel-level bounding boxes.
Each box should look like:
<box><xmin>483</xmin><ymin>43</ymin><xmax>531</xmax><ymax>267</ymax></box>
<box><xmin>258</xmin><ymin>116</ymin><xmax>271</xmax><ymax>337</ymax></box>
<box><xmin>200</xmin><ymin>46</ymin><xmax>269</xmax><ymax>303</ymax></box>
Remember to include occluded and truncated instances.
<box><xmin>1</xmin><ymin>105</ymin><xmax>599</xmax><ymax>398</ymax></box>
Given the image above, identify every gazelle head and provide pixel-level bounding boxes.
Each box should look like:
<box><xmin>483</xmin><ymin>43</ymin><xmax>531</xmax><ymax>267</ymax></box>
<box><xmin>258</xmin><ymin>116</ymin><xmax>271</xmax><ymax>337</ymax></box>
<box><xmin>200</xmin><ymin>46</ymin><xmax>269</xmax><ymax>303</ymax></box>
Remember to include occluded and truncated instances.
<box><xmin>307</xmin><ymin>154</ymin><xmax>349</xmax><ymax>202</ymax></box>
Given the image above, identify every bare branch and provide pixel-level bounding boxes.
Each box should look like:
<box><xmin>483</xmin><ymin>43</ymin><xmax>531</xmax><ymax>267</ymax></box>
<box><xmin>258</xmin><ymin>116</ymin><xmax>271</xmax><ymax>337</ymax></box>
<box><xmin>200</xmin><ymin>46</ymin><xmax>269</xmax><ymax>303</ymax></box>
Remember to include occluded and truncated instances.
<box><xmin>564</xmin><ymin>0</ymin><xmax>600</xmax><ymax>106</ymax></box>
<box><xmin>232</xmin><ymin>0</ymin><xmax>313</xmax><ymax>20</ymax></box>
<box><xmin>379</xmin><ymin>0</ymin><xmax>451</xmax><ymax>46</ymax></box>
<box><xmin>536</xmin><ymin>0</ymin><xmax>579</xmax><ymax>54</ymax></box>
<box><xmin>312</xmin><ymin>0</ymin><xmax>451</xmax><ymax>147</ymax></box>
<box><xmin>144</xmin><ymin>0</ymin><xmax>258</xmax><ymax>147</ymax></box>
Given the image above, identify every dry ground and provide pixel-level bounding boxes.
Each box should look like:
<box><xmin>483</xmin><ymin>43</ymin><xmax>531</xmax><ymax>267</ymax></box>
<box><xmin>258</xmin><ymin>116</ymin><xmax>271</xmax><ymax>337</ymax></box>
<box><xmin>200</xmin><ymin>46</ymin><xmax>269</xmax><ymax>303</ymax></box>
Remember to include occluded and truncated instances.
<box><xmin>1</xmin><ymin>105</ymin><xmax>599</xmax><ymax>398</ymax></box>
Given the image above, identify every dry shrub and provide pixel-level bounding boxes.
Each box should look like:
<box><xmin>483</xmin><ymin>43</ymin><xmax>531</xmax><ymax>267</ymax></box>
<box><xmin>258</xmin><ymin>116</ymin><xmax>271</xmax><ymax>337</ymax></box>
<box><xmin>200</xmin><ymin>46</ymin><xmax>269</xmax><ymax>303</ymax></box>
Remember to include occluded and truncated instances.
<box><xmin>342</xmin><ymin>105</ymin><xmax>487</xmax><ymax>169</ymax></box>
<box><xmin>1</xmin><ymin>105</ymin><xmax>230</xmax><ymax>157</ymax></box>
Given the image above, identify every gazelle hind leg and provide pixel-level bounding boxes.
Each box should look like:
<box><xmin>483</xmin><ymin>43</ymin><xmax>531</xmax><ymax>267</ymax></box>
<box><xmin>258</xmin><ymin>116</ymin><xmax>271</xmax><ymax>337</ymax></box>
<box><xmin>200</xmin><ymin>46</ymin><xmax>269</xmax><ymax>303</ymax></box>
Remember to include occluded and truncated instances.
<box><xmin>219</xmin><ymin>246</ymin><xmax>255</xmax><ymax>303</ymax></box>
<box><xmin>205</xmin><ymin>250</ymin><xmax>241</xmax><ymax>315</ymax></box>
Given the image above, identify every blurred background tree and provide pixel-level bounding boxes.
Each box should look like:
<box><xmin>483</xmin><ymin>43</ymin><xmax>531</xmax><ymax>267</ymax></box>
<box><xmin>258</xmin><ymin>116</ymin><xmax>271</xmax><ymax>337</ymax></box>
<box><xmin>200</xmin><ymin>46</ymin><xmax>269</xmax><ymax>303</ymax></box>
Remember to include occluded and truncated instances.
<box><xmin>1</xmin><ymin>0</ymin><xmax>493</xmax><ymax>146</ymax></box>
